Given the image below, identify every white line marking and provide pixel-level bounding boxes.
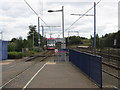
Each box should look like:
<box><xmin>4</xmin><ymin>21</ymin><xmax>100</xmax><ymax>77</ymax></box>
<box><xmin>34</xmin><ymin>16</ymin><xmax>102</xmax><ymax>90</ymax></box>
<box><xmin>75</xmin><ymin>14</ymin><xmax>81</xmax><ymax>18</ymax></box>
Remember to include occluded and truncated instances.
<box><xmin>0</xmin><ymin>74</ymin><xmax>19</xmax><ymax>89</ymax></box>
<box><xmin>0</xmin><ymin>62</ymin><xmax>36</xmax><ymax>88</ymax></box>
<box><xmin>22</xmin><ymin>63</ymin><xmax>47</xmax><ymax>90</ymax></box>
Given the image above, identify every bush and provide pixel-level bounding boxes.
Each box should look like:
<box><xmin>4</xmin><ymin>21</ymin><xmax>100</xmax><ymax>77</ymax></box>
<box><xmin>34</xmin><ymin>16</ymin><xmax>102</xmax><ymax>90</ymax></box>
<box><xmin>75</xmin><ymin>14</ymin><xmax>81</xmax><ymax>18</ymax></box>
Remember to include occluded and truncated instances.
<box><xmin>8</xmin><ymin>52</ymin><xmax>23</xmax><ymax>59</ymax></box>
<box><xmin>22</xmin><ymin>50</ymin><xmax>39</xmax><ymax>57</ymax></box>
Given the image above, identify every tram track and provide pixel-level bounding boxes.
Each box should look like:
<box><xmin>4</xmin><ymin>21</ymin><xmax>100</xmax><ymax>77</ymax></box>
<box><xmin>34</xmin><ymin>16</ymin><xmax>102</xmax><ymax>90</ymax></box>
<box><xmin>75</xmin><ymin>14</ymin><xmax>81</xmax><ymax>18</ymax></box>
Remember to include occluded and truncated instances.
<box><xmin>102</xmin><ymin>58</ymin><xmax>119</xmax><ymax>79</ymax></box>
<box><xmin>102</xmin><ymin>70</ymin><xmax>120</xmax><ymax>80</ymax></box>
<box><xmin>71</xmin><ymin>48</ymin><xmax>119</xmax><ymax>72</ymax></box>
<box><xmin>1</xmin><ymin>50</ymin><xmax>53</xmax><ymax>89</ymax></box>
<box><xmin>2</xmin><ymin>50</ymin><xmax>48</xmax><ymax>72</ymax></box>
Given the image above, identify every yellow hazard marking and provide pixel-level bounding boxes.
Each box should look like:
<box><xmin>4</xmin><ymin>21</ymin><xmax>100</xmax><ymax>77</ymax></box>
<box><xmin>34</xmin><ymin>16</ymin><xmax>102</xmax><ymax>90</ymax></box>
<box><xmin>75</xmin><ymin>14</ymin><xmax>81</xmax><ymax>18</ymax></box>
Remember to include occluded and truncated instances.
<box><xmin>0</xmin><ymin>62</ymin><xmax>11</xmax><ymax>65</ymax></box>
<box><xmin>46</xmin><ymin>62</ymin><xmax>56</xmax><ymax>65</ymax></box>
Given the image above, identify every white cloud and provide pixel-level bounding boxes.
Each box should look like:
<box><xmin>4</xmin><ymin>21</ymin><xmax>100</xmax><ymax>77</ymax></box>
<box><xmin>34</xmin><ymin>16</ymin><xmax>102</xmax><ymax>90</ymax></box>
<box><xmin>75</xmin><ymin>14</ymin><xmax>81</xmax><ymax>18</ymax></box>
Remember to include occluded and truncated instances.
<box><xmin>0</xmin><ymin>0</ymin><xmax>119</xmax><ymax>40</ymax></box>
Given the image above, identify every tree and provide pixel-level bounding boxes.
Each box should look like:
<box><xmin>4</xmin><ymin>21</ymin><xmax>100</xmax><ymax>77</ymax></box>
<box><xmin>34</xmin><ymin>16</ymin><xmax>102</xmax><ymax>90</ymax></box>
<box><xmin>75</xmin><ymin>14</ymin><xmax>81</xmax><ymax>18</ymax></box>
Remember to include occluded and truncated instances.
<box><xmin>27</xmin><ymin>25</ymin><xmax>43</xmax><ymax>47</ymax></box>
<box><xmin>90</xmin><ymin>34</ymin><xmax>100</xmax><ymax>48</ymax></box>
<box><xmin>8</xmin><ymin>37</ymin><xmax>26</xmax><ymax>52</ymax></box>
<box><xmin>8</xmin><ymin>42</ymin><xmax>16</xmax><ymax>52</ymax></box>
<box><xmin>8</xmin><ymin>24</ymin><xmax>48</xmax><ymax>52</ymax></box>
<box><xmin>115</xmin><ymin>31</ymin><xmax>120</xmax><ymax>48</ymax></box>
<box><xmin>27</xmin><ymin>25</ymin><xmax>37</xmax><ymax>46</ymax></box>
<box><xmin>68</xmin><ymin>36</ymin><xmax>83</xmax><ymax>45</ymax></box>
<box><xmin>11</xmin><ymin>38</ymin><xmax>17</xmax><ymax>42</ymax></box>
<box><xmin>97</xmin><ymin>31</ymin><xmax>120</xmax><ymax>48</ymax></box>
<box><xmin>15</xmin><ymin>37</ymin><xmax>24</xmax><ymax>52</ymax></box>
<box><xmin>23</xmin><ymin>39</ymin><xmax>33</xmax><ymax>49</ymax></box>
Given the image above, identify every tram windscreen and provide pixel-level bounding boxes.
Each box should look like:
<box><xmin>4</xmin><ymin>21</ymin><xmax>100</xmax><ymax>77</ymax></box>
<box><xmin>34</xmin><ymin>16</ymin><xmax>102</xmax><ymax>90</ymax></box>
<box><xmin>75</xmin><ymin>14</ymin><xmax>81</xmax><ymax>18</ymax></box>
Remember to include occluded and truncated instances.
<box><xmin>47</xmin><ymin>39</ymin><xmax>55</xmax><ymax>44</ymax></box>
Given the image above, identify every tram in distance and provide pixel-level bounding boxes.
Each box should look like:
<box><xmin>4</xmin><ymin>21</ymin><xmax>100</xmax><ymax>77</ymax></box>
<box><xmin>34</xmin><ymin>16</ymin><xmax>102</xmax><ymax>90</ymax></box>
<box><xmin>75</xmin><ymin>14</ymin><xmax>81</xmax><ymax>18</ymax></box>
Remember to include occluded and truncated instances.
<box><xmin>47</xmin><ymin>38</ymin><xmax>56</xmax><ymax>50</ymax></box>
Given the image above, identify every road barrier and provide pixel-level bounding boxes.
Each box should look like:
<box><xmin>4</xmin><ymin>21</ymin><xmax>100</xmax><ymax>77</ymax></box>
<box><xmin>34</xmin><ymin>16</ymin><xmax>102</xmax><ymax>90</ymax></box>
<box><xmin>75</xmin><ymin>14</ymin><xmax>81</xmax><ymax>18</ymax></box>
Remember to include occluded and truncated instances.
<box><xmin>69</xmin><ymin>49</ymin><xmax>102</xmax><ymax>88</ymax></box>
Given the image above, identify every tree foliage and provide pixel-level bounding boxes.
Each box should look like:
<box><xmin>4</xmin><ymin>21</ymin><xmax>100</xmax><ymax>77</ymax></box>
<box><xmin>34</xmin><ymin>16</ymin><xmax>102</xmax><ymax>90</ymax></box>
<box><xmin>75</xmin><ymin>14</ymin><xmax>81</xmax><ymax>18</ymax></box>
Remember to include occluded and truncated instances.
<box><xmin>90</xmin><ymin>31</ymin><xmax>120</xmax><ymax>48</ymax></box>
<box><xmin>67</xmin><ymin>36</ymin><xmax>83</xmax><ymax>45</ymax></box>
<box><xmin>8</xmin><ymin>37</ymin><xmax>32</xmax><ymax>52</ymax></box>
<box><xmin>8</xmin><ymin>24</ymin><xmax>120</xmax><ymax>52</ymax></box>
<box><xmin>27</xmin><ymin>25</ymin><xmax>44</xmax><ymax>47</ymax></box>
<box><xmin>90</xmin><ymin>34</ymin><xmax>100</xmax><ymax>48</ymax></box>
<box><xmin>27</xmin><ymin>25</ymin><xmax>38</xmax><ymax>46</ymax></box>
<box><xmin>8</xmin><ymin>25</ymin><xmax>44</xmax><ymax>52</ymax></box>
<box><xmin>100</xmin><ymin>31</ymin><xmax>120</xmax><ymax>48</ymax></box>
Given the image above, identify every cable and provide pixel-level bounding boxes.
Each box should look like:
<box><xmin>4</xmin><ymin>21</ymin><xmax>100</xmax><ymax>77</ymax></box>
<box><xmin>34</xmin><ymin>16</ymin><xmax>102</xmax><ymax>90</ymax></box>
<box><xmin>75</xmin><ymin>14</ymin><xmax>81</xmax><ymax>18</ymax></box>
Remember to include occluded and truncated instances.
<box><xmin>24</xmin><ymin>0</ymin><xmax>39</xmax><ymax>16</ymax></box>
<box><xmin>65</xmin><ymin>0</ymin><xmax>102</xmax><ymax>32</ymax></box>
<box><xmin>24</xmin><ymin>0</ymin><xmax>49</xmax><ymax>27</ymax></box>
<box><xmin>56</xmin><ymin>0</ymin><xmax>102</xmax><ymax>38</ymax></box>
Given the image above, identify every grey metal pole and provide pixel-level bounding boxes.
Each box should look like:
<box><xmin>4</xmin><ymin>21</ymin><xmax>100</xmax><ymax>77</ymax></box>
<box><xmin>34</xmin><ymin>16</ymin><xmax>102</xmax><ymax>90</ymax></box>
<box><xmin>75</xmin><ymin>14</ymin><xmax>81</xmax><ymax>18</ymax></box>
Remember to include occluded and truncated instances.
<box><xmin>0</xmin><ymin>32</ymin><xmax>2</xmax><ymax>40</ymax></box>
<box><xmin>38</xmin><ymin>17</ymin><xmax>40</xmax><ymax>49</ymax></box>
<box><xmin>94</xmin><ymin>2</ymin><xmax>96</xmax><ymax>54</ymax></box>
<box><xmin>42</xmin><ymin>26</ymin><xmax>44</xmax><ymax>47</ymax></box>
<box><xmin>62</xmin><ymin>6</ymin><xmax>65</xmax><ymax>49</ymax></box>
<box><xmin>61</xmin><ymin>6</ymin><xmax>66</xmax><ymax>61</ymax></box>
<box><xmin>68</xmin><ymin>31</ymin><xmax>69</xmax><ymax>46</ymax></box>
<box><xmin>77</xmin><ymin>31</ymin><xmax>79</xmax><ymax>36</ymax></box>
<box><xmin>42</xmin><ymin>26</ymin><xmax>44</xmax><ymax>37</ymax></box>
<box><xmin>33</xmin><ymin>31</ymin><xmax>34</xmax><ymax>48</ymax></box>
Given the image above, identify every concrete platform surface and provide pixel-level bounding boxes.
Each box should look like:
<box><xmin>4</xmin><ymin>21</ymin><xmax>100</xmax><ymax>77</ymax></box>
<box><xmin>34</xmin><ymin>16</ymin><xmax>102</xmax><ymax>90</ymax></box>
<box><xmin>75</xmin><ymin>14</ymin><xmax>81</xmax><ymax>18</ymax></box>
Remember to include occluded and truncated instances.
<box><xmin>26</xmin><ymin>61</ymin><xmax>98</xmax><ymax>88</ymax></box>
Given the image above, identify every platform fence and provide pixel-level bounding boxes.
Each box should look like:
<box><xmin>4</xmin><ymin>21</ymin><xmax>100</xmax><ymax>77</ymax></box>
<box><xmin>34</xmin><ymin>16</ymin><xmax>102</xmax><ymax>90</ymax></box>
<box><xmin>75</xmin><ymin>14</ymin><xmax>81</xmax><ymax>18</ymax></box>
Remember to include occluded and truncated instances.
<box><xmin>69</xmin><ymin>49</ymin><xmax>102</xmax><ymax>88</ymax></box>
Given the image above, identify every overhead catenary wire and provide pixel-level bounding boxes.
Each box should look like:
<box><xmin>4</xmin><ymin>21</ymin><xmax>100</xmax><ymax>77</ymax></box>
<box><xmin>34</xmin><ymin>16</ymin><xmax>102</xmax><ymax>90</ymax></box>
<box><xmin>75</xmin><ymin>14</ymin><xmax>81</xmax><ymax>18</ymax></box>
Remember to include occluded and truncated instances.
<box><xmin>24</xmin><ymin>0</ymin><xmax>49</xmax><ymax>27</ymax></box>
<box><xmin>65</xmin><ymin>0</ymin><xmax>102</xmax><ymax>32</ymax></box>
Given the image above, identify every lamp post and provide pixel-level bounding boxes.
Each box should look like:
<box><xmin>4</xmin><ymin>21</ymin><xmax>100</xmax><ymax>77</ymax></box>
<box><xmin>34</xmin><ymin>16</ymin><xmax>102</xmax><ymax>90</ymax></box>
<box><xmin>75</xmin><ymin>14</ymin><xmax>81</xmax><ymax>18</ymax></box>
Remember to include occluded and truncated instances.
<box><xmin>32</xmin><ymin>31</ymin><xmax>34</xmax><ymax>49</ymax></box>
<box><xmin>71</xmin><ymin>2</ymin><xmax>96</xmax><ymax>54</ymax></box>
<box><xmin>48</xmin><ymin>6</ymin><xmax>66</xmax><ymax>61</ymax></box>
<box><xmin>48</xmin><ymin>6</ymin><xmax>65</xmax><ymax>49</ymax></box>
<box><xmin>38</xmin><ymin>17</ymin><xmax>40</xmax><ymax>50</ymax></box>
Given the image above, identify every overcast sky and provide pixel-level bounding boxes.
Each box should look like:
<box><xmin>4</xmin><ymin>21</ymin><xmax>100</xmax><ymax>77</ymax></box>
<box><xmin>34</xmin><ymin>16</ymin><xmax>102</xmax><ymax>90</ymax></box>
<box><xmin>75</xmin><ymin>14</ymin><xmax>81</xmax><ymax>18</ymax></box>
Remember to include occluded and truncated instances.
<box><xmin>0</xmin><ymin>0</ymin><xmax>119</xmax><ymax>40</ymax></box>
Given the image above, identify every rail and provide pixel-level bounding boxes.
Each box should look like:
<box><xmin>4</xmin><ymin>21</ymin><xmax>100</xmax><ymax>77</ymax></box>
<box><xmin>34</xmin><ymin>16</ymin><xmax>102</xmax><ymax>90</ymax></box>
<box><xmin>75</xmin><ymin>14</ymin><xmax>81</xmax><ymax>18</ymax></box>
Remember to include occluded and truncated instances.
<box><xmin>70</xmin><ymin>47</ymin><xmax>120</xmax><ymax>89</ymax></box>
<box><xmin>1</xmin><ymin>50</ymin><xmax>53</xmax><ymax>88</ymax></box>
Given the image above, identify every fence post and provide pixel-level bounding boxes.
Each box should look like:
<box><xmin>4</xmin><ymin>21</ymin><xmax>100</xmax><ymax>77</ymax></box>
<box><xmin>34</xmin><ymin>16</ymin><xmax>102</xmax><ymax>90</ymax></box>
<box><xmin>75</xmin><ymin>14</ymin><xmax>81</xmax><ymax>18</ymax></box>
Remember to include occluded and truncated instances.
<box><xmin>100</xmin><ymin>56</ymin><xmax>102</xmax><ymax>88</ymax></box>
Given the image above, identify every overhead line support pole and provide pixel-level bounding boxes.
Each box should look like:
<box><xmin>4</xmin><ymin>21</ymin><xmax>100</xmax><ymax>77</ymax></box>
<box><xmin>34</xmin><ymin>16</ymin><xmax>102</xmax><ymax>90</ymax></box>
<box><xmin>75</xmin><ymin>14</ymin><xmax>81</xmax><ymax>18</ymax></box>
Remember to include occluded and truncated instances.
<box><xmin>38</xmin><ymin>17</ymin><xmax>40</xmax><ymax>50</ymax></box>
<box><xmin>62</xmin><ymin>6</ymin><xmax>65</xmax><ymax>49</ymax></box>
<box><xmin>94</xmin><ymin>2</ymin><xmax>96</xmax><ymax>54</ymax></box>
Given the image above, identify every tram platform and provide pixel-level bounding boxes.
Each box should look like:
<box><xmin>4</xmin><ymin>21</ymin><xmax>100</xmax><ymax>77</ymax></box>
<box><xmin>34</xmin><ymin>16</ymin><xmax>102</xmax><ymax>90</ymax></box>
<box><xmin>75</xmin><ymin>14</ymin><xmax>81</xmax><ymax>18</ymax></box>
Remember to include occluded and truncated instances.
<box><xmin>26</xmin><ymin>61</ymin><xmax>98</xmax><ymax>88</ymax></box>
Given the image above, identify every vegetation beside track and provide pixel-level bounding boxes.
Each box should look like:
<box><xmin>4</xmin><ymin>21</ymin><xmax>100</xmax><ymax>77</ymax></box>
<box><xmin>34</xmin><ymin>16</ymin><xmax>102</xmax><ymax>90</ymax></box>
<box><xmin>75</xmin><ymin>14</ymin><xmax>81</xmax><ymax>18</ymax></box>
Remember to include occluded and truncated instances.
<box><xmin>8</xmin><ymin>50</ymin><xmax>40</xmax><ymax>59</ymax></box>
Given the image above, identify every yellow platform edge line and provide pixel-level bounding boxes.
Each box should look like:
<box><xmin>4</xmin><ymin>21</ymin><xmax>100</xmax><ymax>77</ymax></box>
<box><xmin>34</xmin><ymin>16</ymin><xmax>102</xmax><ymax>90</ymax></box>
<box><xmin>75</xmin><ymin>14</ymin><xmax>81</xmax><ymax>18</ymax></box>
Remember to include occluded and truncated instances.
<box><xmin>46</xmin><ymin>62</ymin><xmax>56</xmax><ymax>65</ymax></box>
